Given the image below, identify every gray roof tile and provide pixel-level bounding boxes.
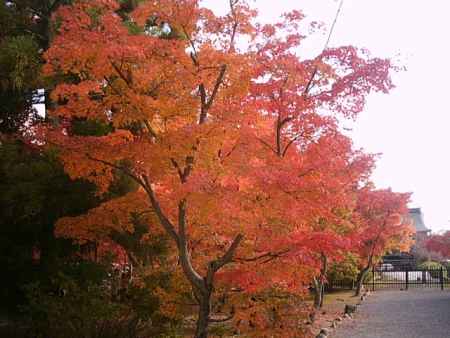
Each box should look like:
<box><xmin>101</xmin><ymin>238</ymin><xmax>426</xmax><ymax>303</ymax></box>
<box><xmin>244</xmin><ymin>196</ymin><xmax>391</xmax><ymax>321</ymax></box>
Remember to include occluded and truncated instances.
<box><xmin>408</xmin><ymin>208</ymin><xmax>430</xmax><ymax>232</ymax></box>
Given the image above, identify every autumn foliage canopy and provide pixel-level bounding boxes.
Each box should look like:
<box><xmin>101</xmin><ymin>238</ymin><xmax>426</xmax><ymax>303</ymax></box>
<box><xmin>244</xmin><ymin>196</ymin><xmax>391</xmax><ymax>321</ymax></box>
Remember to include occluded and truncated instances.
<box><xmin>426</xmin><ymin>231</ymin><xmax>450</xmax><ymax>258</ymax></box>
<box><xmin>37</xmin><ymin>0</ymin><xmax>413</xmax><ymax>336</ymax></box>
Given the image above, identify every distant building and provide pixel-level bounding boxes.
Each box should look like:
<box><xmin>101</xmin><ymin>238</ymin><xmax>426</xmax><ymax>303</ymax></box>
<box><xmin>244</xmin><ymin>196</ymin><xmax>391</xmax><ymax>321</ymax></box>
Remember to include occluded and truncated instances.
<box><xmin>408</xmin><ymin>208</ymin><xmax>431</xmax><ymax>243</ymax></box>
<box><xmin>383</xmin><ymin>208</ymin><xmax>431</xmax><ymax>268</ymax></box>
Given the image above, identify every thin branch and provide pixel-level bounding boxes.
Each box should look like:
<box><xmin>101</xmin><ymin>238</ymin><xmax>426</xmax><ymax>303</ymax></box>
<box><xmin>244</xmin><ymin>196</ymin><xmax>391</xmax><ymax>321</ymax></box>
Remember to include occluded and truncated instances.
<box><xmin>213</xmin><ymin>234</ymin><xmax>244</xmax><ymax>270</ymax></box>
<box><xmin>302</xmin><ymin>66</ymin><xmax>318</xmax><ymax>98</ymax></box>
<box><xmin>207</xmin><ymin>234</ymin><xmax>244</xmax><ymax>285</ymax></box>
<box><xmin>170</xmin><ymin>158</ymin><xmax>184</xmax><ymax>181</ymax></box>
<box><xmin>140</xmin><ymin>175</ymin><xmax>179</xmax><ymax>243</ymax></box>
<box><xmin>206</xmin><ymin>65</ymin><xmax>227</xmax><ymax>112</ymax></box>
<box><xmin>182</xmin><ymin>26</ymin><xmax>199</xmax><ymax>66</ymax></box>
<box><xmin>256</xmin><ymin>137</ymin><xmax>278</xmax><ymax>155</ymax></box>
<box><xmin>276</xmin><ymin>115</ymin><xmax>282</xmax><ymax>156</ymax></box>
<box><xmin>103</xmin><ymin>76</ymin><xmax>122</xmax><ymax>96</ymax></box>
<box><xmin>199</xmin><ymin>65</ymin><xmax>227</xmax><ymax>124</ymax></box>
<box><xmin>228</xmin><ymin>0</ymin><xmax>240</xmax><ymax>52</ymax></box>
<box><xmin>235</xmin><ymin>249</ymin><xmax>290</xmax><ymax>263</ymax></box>
<box><xmin>182</xmin><ymin>155</ymin><xmax>194</xmax><ymax>183</ymax></box>
<box><xmin>218</xmin><ymin>141</ymin><xmax>241</xmax><ymax>163</ymax></box>
<box><xmin>302</xmin><ymin>0</ymin><xmax>344</xmax><ymax>98</ymax></box>
<box><xmin>323</xmin><ymin>0</ymin><xmax>345</xmax><ymax>52</ymax></box>
<box><xmin>85</xmin><ymin>154</ymin><xmax>143</xmax><ymax>185</ymax></box>
<box><xmin>281</xmin><ymin>130</ymin><xmax>305</xmax><ymax>157</ymax></box>
<box><xmin>142</xmin><ymin>120</ymin><xmax>158</xmax><ymax>139</ymax></box>
<box><xmin>110</xmin><ymin>60</ymin><xmax>132</xmax><ymax>88</ymax></box>
<box><xmin>178</xmin><ymin>199</ymin><xmax>188</xmax><ymax>242</ymax></box>
<box><xmin>104</xmin><ymin>75</ymin><xmax>158</xmax><ymax>139</ymax></box>
<box><xmin>279</xmin><ymin>116</ymin><xmax>293</xmax><ymax>129</ymax></box>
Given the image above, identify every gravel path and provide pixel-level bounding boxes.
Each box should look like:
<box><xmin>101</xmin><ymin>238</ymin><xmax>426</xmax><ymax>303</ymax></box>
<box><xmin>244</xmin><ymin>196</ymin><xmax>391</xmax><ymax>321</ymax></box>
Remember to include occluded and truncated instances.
<box><xmin>332</xmin><ymin>289</ymin><xmax>450</xmax><ymax>338</ymax></box>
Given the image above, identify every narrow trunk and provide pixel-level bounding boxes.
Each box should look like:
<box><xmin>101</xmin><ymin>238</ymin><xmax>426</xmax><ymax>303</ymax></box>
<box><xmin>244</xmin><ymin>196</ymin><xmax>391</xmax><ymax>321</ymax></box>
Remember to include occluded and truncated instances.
<box><xmin>313</xmin><ymin>254</ymin><xmax>328</xmax><ymax>309</ymax></box>
<box><xmin>355</xmin><ymin>266</ymin><xmax>370</xmax><ymax>296</ymax></box>
<box><xmin>194</xmin><ymin>291</ymin><xmax>212</xmax><ymax>338</ymax></box>
<box><xmin>313</xmin><ymin>277</ymin><xmax>323</xmax><ymax>309</ymax></box>
<box><xmin>319</xmin><ymin>282</ymin><xmax>324</xmax><ymax>308</ymax></box>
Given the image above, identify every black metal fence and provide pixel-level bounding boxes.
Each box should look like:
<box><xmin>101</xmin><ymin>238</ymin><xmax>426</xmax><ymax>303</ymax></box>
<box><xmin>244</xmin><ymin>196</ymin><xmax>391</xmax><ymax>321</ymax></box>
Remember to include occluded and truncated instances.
<box><xmin>326</xmin><ymin>264</ymin><xmax>450</xmax><ymax>292</ymax></box>
<box><xmin>363</xmin><ymin>264</ymin><xmax>450</xmax><ymax>291</ymax></box>
<box><xmin>325</xmin><ymin>279</ymin><xmax>355</xmax><ymax>291</ymax></box>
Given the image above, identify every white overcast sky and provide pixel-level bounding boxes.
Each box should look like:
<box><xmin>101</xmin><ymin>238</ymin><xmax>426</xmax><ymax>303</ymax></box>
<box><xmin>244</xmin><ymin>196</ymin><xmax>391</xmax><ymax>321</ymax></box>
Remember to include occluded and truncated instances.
<box><xmin>202</xmin><ymin>0</ymin><xmax>450</xmax><ymax>232</ymax></box>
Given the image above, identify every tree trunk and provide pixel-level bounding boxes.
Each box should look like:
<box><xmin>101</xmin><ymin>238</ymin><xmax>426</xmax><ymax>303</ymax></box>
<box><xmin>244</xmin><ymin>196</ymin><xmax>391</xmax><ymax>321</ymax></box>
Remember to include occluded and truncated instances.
<box><xmin>355</xmin><ymin>266</ymin><xmax>370</xmax><ymax>296</ymax></box>
<box><xmin>142</xmin><ymin>181</ymin><xmax>243</xmax><ymax>338</ymax></box>
<box><xmin>194</xmin><ymin>290</ymin><xmax>212</xmax><ymax>338</ymax></box>
<box><xmin>313</xmin><ymin>254</ymin><xmax>328</xmax><ymax>309</ymax></box>
<box><xmin>313</xmin><ymin>277</ymin><xmax>323</xmax><ymax>309</ymax></box>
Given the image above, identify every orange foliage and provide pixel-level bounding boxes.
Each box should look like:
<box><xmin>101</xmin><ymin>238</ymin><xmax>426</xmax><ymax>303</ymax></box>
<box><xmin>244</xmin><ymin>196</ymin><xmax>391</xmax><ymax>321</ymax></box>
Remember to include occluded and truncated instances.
<box><xmin>41</xmin><ymin>0</ymin><xmax>399</xmax><ymax>336</ymax></box>
<box><xmin>426</xmin><ymin>231</ymin><xmax>450</xmax><ymax>258</ymax></box>
<box><xmin>354</xmin><ymin>187</ymin><xmax>414</xmax><ymax>267</ymax></box>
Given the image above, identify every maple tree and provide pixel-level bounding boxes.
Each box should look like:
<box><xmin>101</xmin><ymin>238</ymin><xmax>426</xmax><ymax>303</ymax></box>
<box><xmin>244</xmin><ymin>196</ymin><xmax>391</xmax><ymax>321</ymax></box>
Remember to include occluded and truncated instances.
<box><xmin>425</xmin><ymin>231</ymin><xmax>450</xmax><ymax>258</ymax></box>
<box><xmin>352</xmin><ymin>187</ymin><xmax>413</xmax><ymax>296</ymax></box>
<box><xmin>40</xmin><ymin>0</ymin><xmax>397</xmax><ymax>336</ymax></box>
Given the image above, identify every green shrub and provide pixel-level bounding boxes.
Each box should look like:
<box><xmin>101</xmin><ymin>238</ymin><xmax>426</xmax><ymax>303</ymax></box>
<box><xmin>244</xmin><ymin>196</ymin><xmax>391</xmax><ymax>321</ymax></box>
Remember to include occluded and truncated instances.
<box><xmin>22</xmin><ymin>263</ymin><xmax>177</xmax><ymax>338</ymax></box>
<box><xmin>418</xmin><ymin>261</ymin><xmax>448</xmax><ymax>279</ymax></box>
<box><xmin>327</xmin><ymin>253</ymin><xmax>359</xmax><ymax>285</ymax></box>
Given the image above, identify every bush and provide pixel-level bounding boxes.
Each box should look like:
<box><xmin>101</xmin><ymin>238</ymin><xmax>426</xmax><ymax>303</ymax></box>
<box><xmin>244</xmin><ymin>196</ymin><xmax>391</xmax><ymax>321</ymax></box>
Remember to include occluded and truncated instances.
<box><xmin>22</xmin><ymin>262</ymin><xmax>178</xmax><ymax>338</ymax></box>
<box><xmin>327</xmin><ymin>253</ymin><xmax>359</xmax><ymax>288</ymax></box>
<box><xmin>418</xmin><ymin>261</ymin><xmax>448</xmax><ymax>279</ymax></box>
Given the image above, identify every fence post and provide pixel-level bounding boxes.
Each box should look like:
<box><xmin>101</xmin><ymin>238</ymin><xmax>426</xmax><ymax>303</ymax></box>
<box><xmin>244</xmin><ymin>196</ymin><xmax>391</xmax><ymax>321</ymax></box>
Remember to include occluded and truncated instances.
<box><xmin>372</xmin><ymin>266</ymin><xmax>375</xmax><ymax>292</ymax></box>
<box><xmin>405</xmin><ymin>266</ymin><xmax>409</xmax><ymax>290</ymax></box>
<box><xmin>440</xmin><ymin>267</ymin><xmax>444</xmax><ymax>290</ymax></box>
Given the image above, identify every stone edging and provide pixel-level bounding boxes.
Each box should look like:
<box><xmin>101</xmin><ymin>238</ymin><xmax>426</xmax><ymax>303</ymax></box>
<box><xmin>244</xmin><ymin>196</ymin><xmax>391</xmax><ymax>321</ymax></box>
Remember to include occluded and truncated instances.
<box><xmin>315</xmin><ymin>290</ymin><xmax>372</xmax><ymax>338</ymax></box>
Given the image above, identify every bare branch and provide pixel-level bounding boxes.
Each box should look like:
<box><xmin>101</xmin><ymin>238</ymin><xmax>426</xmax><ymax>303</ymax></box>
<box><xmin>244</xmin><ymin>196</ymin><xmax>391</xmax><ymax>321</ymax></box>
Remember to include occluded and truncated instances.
<box><xmin>140</xmin><ymin>175</ymin><xmax>179</xmax><ymax>243</ymax></box>
<box><xmin>103</xmin><ymin>75</ymin><xmax>158</xmax><ymax>139</ymax></box>
<box><xmin>213</xmin><ymin>234</ymin><xmax>244</xmax><ymax>270</ymax></box>
<box><xmin>206</xmin><ymin>65</ymin><xmax>227</xmax><ymax>111</ymax></box>
<box><xmin>170</xmin><ymin>158</ymin><xmax>184</xmax><ymax>181</ymax></box>
<box><xmin>182</xmin><ymin>26</ymin><xmax>199</xmax><ymax>66</ymax></box>
<box><xmin>142</xmin><ymin>120</ymin><xmax>158</xmax><ymax>139</ymax></box>
<box><xmin>85</xmin><ymin>154</ymin><xmax>143</xmax><ymax>185</ymax></box>
<box><xmin>110</xmin><ymin>60</ymin><xmax>132</xmax><ymax>88</ymax></box>
<box><xmin>301</xmin><ymin>0</ymin><xmax>345</xmax><ymax>98</ymax></box>
<box><xmin>256</xmin><ymin>137</ymin><xmax>278</xmax><ymax>155</ymax></box>
<box><xmin>281</xmin><ymin>130</ymin><xmax>305</xmax><ymax>157</ymax></box>
<box><xmin>228</xmin><ymin>0</ymin><xmax>240</xmax><ymax>52</ymax></box>
<box><xmin>205</xmin><ymin>234</ymin><xmax>244</xmax><ymax>287</ymax></box>
<box><xmin>235</xmin><ymin>249</ymin><xmax>290</xmax><ymax>263</ymax></box>
<box><xmin>302</xmin><ymin>66</ymin><xmax>318</xmax><ymax>98</ymax></box>
<box><xmin>199</xmin><ymin>65</ymin><xmax>227</xmax><ymax>124</ymax></box>
<box><xmin>172</xmin><ymin>198</ymin><xmax>204</xmax><ymax>290</ymax></box>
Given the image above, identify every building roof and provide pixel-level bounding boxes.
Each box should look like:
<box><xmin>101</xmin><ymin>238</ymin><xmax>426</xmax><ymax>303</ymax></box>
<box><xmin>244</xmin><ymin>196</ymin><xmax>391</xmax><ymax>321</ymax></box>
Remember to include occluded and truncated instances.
<box><xmin>408</xmin><ymin>208</ymin><xmax>430</xmax><ymax>233</ymax></box>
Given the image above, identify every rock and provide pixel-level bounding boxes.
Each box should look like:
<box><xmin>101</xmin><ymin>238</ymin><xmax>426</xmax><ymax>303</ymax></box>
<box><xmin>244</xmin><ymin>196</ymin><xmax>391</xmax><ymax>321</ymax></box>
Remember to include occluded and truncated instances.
<box><xmin>316</xmin><ymin>327</ymin><xmax>330</xmax><ymax>337</ymax></box>
<box><xmin>345</xmin><ymin>304</ymin><xmax>357</xmax><ymax>314</ymax></box>
<box><xmin>309</xmin><ymin>311</ymin><xmax>316</xmax><ymax>323</ymax></box>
